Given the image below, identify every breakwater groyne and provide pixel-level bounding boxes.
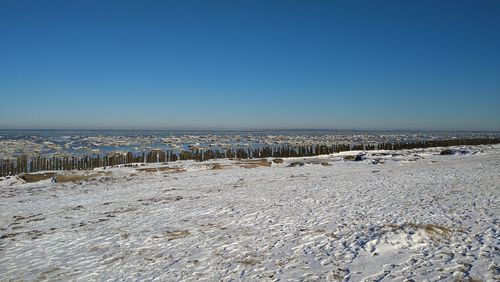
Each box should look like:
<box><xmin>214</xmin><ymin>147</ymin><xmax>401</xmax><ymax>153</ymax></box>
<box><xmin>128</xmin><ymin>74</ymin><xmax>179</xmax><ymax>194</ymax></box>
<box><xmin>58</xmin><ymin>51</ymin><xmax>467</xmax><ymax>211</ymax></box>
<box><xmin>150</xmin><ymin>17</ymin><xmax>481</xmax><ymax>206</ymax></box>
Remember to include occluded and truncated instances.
<box><xmin>1</xmin><ymin>138</ymin><xmax>498</xmax><ymax>177</ymax></box>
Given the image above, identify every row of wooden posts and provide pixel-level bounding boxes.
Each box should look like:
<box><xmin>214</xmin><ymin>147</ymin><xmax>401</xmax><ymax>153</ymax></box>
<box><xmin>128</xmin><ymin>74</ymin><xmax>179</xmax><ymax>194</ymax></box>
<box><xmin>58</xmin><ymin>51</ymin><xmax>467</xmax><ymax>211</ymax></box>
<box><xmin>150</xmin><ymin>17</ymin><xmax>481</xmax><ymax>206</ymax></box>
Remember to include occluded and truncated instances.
<box><xmin>1</xmin><ymin>137</ymin><xmax>499</xmax><ymax>177</ymax></box>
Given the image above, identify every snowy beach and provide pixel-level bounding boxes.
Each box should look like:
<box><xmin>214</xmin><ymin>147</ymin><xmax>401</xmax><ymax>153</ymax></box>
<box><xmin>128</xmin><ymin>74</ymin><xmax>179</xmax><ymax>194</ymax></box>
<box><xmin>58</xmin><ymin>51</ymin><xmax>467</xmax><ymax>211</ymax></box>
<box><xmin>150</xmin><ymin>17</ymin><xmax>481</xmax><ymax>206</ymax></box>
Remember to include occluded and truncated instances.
<box><xmin>0</xmin><ymin>145</ymin><xmax>499</xmax><ymax>281</ymax></box>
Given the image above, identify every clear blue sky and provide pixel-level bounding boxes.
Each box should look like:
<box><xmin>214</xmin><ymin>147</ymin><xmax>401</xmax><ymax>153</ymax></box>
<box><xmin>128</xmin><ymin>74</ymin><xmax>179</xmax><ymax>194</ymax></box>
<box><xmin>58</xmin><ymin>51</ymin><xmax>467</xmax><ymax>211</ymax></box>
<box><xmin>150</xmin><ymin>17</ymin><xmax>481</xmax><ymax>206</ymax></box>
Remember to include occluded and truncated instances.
<box><xmin>1</xmin><ymin>0</ymin><xmax>499</xmax><ymax>130</ymax></box>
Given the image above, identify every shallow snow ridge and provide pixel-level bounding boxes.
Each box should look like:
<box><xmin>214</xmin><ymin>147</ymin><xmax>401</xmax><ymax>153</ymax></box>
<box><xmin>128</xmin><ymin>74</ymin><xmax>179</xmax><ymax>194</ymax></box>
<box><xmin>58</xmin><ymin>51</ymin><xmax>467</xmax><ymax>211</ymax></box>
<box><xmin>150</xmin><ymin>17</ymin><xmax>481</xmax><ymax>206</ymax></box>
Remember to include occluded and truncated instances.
<box><xmin>0</xmin><ymin>146</ymin><xmax>499</xmax><ymax>281</ymax></box>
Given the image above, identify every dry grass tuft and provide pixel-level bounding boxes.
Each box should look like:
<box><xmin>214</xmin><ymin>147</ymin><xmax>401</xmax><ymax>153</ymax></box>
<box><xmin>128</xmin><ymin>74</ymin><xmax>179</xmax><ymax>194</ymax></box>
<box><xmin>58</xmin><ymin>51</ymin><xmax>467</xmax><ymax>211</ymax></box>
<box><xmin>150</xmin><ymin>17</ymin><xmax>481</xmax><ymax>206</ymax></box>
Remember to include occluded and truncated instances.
<box><xmin>163</xmin><ymin>230</ymin><xmax>190</xmax><ymax>241</ymax></box>
<box><xmin>423</xmin><ymin>224</ymin><xmax>452</xmax><ymax>239</ymax></box>
<box><xmin>385</xmin><ymin>223</ymin><xmax>454</xmax><ymax>240</ymax></box>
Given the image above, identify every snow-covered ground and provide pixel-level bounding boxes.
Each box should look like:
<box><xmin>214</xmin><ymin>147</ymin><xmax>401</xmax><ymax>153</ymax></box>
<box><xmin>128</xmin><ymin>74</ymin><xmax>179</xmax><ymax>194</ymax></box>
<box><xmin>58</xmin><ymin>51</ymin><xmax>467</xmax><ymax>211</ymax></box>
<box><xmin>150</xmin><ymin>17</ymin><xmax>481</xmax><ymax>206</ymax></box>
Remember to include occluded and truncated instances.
<box><xmin>0</xmin><ymin>145</ymin><xmax>499</xmax><ymax>281</ymax></box>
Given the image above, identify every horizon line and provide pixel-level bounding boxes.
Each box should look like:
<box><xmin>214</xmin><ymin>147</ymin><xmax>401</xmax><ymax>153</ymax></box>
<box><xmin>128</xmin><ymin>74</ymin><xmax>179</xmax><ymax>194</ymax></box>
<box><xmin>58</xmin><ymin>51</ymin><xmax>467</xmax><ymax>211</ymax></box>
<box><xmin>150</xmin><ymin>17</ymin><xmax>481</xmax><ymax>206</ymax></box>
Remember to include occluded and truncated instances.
<box><xmin>1</xmin><ymin>127</ymin><xmax>500</xmax><ymax>133</ymax></box>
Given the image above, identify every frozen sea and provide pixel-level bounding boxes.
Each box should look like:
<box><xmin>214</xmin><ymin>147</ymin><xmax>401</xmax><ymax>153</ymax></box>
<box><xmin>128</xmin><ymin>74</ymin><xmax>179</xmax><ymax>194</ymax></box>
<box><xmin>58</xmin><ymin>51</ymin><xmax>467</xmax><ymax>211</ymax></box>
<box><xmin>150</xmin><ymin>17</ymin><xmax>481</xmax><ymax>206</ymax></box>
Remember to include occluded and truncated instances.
<box><xmin>1</xmin><ymin>129</ymin><xmax>498</xmax><ymax>159</ymax></box>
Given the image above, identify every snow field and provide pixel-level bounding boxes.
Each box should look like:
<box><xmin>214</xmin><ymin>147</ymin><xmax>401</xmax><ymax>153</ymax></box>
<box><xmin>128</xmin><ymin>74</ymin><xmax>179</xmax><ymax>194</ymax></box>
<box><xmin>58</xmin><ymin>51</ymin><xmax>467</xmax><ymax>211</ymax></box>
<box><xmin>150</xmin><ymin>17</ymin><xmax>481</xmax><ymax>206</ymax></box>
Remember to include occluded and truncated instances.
<box><xmin>0</xmin><ymin>146</ymin><xmax>499</xmax><ymax>281</ymax></box>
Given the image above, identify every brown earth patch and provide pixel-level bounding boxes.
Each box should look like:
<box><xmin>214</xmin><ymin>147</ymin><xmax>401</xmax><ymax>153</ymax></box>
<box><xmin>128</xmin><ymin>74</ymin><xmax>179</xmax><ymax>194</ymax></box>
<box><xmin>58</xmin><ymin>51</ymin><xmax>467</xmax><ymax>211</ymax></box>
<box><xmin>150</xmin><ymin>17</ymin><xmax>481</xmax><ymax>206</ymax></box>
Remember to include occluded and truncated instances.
<box><xmin>287</xmin><ymin>162</ymin><xmax>304</xmax><ymax>167</ymax></box>
<box><xmin>204</xmin><ymin>163</ymin><xmax>227</xmax><ymax>170</ymax></box>
<box><xmin>0</xmin><ymin>232</ymin><xmax>19</xmax><ymax>240</ymax></box>
<box><xmin>103</xmin><ymin>206</ymin><xmax>138</xmax><ymax>217</ymax></box>
<box><xmin>342</xmin><ymin>155</ymin><xmax>357</xmax><ymax>161</ymax></box>
<box><xmin>189</xmin><ymin>259</ymin><xmax>200</xmax><ymax>266</ymax></box>
<box><xmin>137</xmin><ymin>196</ymin><xmax>183</xmax><ymax>204</ymax></box>
<box><xmin>55</xmin><ymin>174</ymin><xmax>99</xmax><ymax>183</ymax></box>
<box><xmin>19</xmin><ymin>173</ymin><xmax>56</xmax><ymax>182</ymax></box>
<box><xmin>26</xmin><ymin>230</ymin><xmax>44</xmax><ymax>239</ymax></box>
<box><xmin>12</xmin><ymin>215</ymin><xmax>26</xmax><ymax>221</ymax></box>
<box><xmin>236</xmin><ymin>258</ymin><xmax>260</xmax><ymax>266</ymax></box>
<box><xmin>153</xmin><ymin>230</ymin><xmax>190</xmax><ymax>241</ymax></box>
<box><xmin>137</xmin><ymin>166</ymin><xmax>185</xmax><ymax>173</ymax></box>
<box><xmin>26</xmin><ymin>217</ymin><xmax>45</xmax><ymax>223</ymax></box>
<box><xmin>236</xmin><ymin>159</ymin><xmax>271</xmax><ymax>169</ymax></box>
<box><xmin>212</xmin><ymin>163</ymin><xmax>226</xmax><ymax>170</ymax></box>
